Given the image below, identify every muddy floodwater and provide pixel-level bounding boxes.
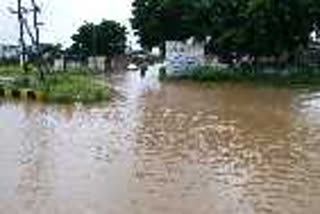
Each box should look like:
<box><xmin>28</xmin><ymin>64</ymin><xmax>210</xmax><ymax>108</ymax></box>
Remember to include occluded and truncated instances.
<box><xmin>1</xmin><ymin>65</ymin><xmax>320</xmax><ymax>214</ymax></box>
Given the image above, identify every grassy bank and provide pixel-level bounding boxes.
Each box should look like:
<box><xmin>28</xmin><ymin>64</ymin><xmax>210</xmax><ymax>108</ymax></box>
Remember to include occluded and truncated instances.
<box><xmin>0</xmin><ymin>64</ymin><xmax>32</xmax><ymax>76</ymax></box>
<box><xmin>0</xmin><ymin>65</ymin><xmax>110</xmax><ymax>103</ymax></box>
<box><xmin>167</xmin><ymin>65</ymin><xmax>320</xmax><ymax>87</ymax></box>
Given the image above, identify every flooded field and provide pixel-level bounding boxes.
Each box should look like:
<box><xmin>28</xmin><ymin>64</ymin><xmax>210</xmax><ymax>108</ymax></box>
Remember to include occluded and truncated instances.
<box><xmin>1</xmin><ymin>65</ymin><xmax>320</xmax><ymax>214</ymax></box>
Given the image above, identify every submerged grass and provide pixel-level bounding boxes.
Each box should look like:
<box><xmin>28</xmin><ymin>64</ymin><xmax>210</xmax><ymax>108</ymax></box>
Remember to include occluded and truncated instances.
<box><xmin>0</xmin><ymin>66</ymin><xmax>110</xmax><ymax>103</ymax></box>
<box><xmin>167</xmin><ymin>65</ymin><xmax>320</xmax><ymax>88</ymax></box>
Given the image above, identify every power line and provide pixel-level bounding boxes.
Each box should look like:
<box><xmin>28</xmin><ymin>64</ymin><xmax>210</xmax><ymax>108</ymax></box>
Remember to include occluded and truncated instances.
<box><xmin>30</xmin><ymin>0</ymin><xmax>40</xmax><ymax>46</ymax></box>
<box><xmin>8</xmin><ymin>0</ymin><xmax>46</xmax><ymax>78</ymax></box>
<box><xmin>7</xmin><ymin>0</ymin><xmax>28</xmax><ymax>70</ymax></box>
<box><xmin>29</xmin><ymin>0</ymin><xmax>46</xmax><ymax>79</ymax></box>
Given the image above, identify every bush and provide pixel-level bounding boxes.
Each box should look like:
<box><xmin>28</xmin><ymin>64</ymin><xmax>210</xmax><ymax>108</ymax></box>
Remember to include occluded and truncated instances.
<box><xmin>166</xmin><ymin>65</ymin><xmax>320</xmax><ymax>87</ymax></box>
<box><xmin>0</xmin><ymin>64</ymin><xmax>37</xmax><ymax>76</ymax></box>
<box><xmin>34</xmin><ymin>73</ymin><xmax>110</xmax><ymax>103</ymax></box>
<box><xmin>0</xmin><ymin>66</ymin><xmax>110</xmax><ymax>103</ymax></box>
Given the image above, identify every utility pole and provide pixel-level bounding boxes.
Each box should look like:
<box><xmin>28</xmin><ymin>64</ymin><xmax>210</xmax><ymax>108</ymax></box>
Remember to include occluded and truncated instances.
<box><xmin>10</xmin><ymin>0</ymin><xmax>46</xmax><ymax>79</ymax></box>
<box><xmin>30</xmin><ymin>0</ymin><xmax>45</xmax><ymax>80</ymax></box>
<box><xmin>17</xmin><ymin>0</ymin><xmax>27</xmax><ymax>72</ymax></box>
<box><xmin>30</xmin><ymin>0</ymin><xmax>40</xmax><ymax>47</ymax></box>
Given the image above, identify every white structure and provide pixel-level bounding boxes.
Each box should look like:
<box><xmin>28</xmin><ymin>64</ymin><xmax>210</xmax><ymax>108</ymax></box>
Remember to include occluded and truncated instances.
<box><xmin>151</xmin><ymin>46</ymin><xmax>161</xmax><ymax>57</ymax></box>
<box><xmin>53</xmin><ymin>57</ymin><xmax>85</xmax><ymax>71</ymax></box>
<box><xmin>0</xmin><ymin>44</ymin><xmax>20</xmax><ymax>60</ymax></box>
<box><xmin>88</xmin><ymin>56</ymin><xmax>107</xmax><ymax>72</ymax></box>
<box><xmin>165</xmin><ymin>37</ymin><xmax>205</xmax><ymax>74</ymax></box>
<box><xmin>53</xmin><ymin>58</ymin><xmax>65</xmax><ymax>71</ymax></box>
<box><xmin>66</xmin><ymin>61</ymin><xmax>82</xmax><ymax>70</ymax></box>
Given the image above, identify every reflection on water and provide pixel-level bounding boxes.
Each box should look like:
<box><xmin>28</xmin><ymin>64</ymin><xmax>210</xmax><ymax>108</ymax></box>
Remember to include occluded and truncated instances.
<box><xmin>1</xmin><ymin>65</ymin><xmax>320</xmax><ymax>214</ymax></box>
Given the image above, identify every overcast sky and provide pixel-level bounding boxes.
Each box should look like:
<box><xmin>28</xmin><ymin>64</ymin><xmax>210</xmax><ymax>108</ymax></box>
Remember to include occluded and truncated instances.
<box><xmin>0</xmin><ymin>0</ymin><xmax>138</xmax><ymax>48</ymax></box>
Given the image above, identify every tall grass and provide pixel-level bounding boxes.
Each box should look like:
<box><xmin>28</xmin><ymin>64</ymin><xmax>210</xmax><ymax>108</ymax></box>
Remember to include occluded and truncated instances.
<box><xmin>0</xmin><ymin>64</ymin><xmax>37</xmax><ymax>76</ymax></box>
<box><xmin>169</xmin><ymin>65</ymin><xmax>320</xmax><ymax>87</ymax></box>
<box><xmin>34</xmin><ymin>73</ymin><xmax>109</xmax><ymax>103</ymax></box>
<box><xmin>0</xmin><ymin>65</ymin><xmax>110</xmax><ymax>103</ymax></box>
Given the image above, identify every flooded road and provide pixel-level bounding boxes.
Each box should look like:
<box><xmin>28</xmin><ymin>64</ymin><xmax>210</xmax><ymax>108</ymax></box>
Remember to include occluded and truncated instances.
<box><xmin>1</xmin><ymin>65</ymin><xmax>320</xmax><ymax>214</ymax></box>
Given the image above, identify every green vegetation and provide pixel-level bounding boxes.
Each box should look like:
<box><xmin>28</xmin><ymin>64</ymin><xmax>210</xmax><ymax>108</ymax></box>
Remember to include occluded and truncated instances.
<box><xmin>68</xmin><ymin>19</ymin><xmax>126</xmax><ymax>58</ymax></box>
<box><xmin>167</xmin><ymin>66</ymin><xmax>320</xmax><ymax>87</ymax></box>
<box><xmin>0</xmin><ymin>19</ymin><xmax>125</xmax><ymax>104</ymax></box>
<box><xmin>0</xmin><ymin>66</ymin><xmax>110</xmax><ymax>103</ymax></box>
<box><xmin>132</xmin><ymin>0</ymin><xmax>320</xmax><ymax>62</ymax></box>
<box><xmin>131</xmin><ymin>0</ymin><xmax>320</xmax><ymax>87</ymax></box>
<box><xmin>0</xmin><ymin>64</ymin><xmax>36</xmax><ymax>76</ymax></box>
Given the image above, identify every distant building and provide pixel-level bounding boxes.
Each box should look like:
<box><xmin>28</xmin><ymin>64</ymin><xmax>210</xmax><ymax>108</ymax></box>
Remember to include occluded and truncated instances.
<box><xmin>165</xmin><ymin>37</ymin><xmax>205</xmax><ymax>74</ymax></box>
<box><xmin>88</xmin><ymin>56</ymin><xmax>107</xmax><ymax>72</ymax></box>
<box><xmin>0</xmin><ymin>44</ymin><xmax>20</xmax><ymax>60</ymax></box>
<box><xmin>53</xmin><ymin>58</ymin><xmax>65</xmax><ymax>71</ymax></box>
<box><xmin>151</xmin><ymin>47</ymin><xmax>161</xmax><ymax>57</ymax></box>
<box><xmin>53</xmin><ymin>54</ymin><xmax>86</xmax><ymax>72</ymax></box>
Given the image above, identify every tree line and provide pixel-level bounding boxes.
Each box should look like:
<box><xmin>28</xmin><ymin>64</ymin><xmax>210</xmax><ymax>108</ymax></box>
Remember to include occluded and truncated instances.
<box><xmin>67</xmin><ymin>20</ymin><xmax>127</xmax><ymax>59</ymax></box>
<box><xmin>131</xmin><ymin>0</ymin><xmax>320</xmax><ymax>62</ymax></box>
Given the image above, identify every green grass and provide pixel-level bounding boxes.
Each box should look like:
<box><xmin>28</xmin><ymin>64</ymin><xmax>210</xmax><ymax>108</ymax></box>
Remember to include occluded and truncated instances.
<box><xmin>36</xmin><ymin>74</ymin><xmax>109</xmax><ymax>103</ymax></box>
<box><xmin>0</xmin><ymin>66</ymin><xmax>110</xmax><ymax>103</ymax></box>
<box><xmin>0</xmin><ymin>65</ymin><xmax>24</xmax><ymax>76</ymax></box>
<box><xmin>167</xmin><ymin>65</ymin><xmax>320</xmax><ymax>88</ymax></box>
<box><xmin>0</xmin><ymin>64</ymin><xmax>37</xmax><ymax>76</ymax></box>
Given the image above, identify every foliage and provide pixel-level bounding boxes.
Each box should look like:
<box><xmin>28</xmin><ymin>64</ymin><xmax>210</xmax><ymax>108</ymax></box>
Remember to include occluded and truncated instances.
<box><xmin>40</xmin><ymin>43</ymin><xmax>63</xmax><ymax>58</ymax></box>
<box><xmin>168</xmin><ymin>65</ymin><xmax>320</xmax><ymax>87</ymax></box>
<box><xmin>36</xmin><ymin>73</ymin><xmax>109</xmax><ymax>103</ymax></box>
<box><xmin>70</xmin><ymin>20</ymin><xmax>127</xmax><ymax>57</ymax></box>
<box><xmin>0</xmin><ymin>66</ymin><xmax>110</xmax><ymax>103</ymax></box>
<box><xmin>25</xmin><ymin>43</ymin><xmax>63</xmax><ymax>66</ymax></box>
<box><xmin>131</xmin><ymin>0</ymin><xmax>320</xmax><ymax>61</ymax></box>
<box><xmin>131</xmin><ymin>0</ymin><xmax>164</xmax><ymax>49</ymax></box>
<box><xmin>0</xmin><ymin>64</ymin><xmax>37</xmax><ymax>76</ymax></box>
<box><xmin>131</xmin><ymin>0</ymin><xmax>200</xmax><ymax>49</ymax></box>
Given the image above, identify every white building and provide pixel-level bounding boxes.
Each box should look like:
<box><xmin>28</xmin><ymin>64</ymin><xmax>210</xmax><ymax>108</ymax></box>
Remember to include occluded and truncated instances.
<box><xmin>165</xmin><ymin>37</ymin><xmax>205</xmax><ymax>74</ymax></box>
<box><xmin>151</xmin><ymin>47</ymin><xmax>161</xmax><ymax>57</ymax></box>
<box><xmin>0</xmin><ymin>44</ymin><xmax>20</xmax><ymax>60</ymax></box>
<box><xmin>88</xmin><ymin>56</ymin><xmax>107</xmax><ymax>72</ymax></box>
<box><xmin>53</xmin><ymin>58</ymin><xmax>65</xmax><ymax>71</ymax></box>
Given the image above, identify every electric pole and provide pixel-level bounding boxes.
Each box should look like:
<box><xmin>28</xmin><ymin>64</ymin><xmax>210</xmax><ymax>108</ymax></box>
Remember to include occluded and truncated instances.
<box><xmin>30</xmin><ymin>0</ymin><xmax>45</xmax><ymax>80</ymax></box>
<box><xmin>30</xmin><ymin>0</ymin><xmax>40</xmax><ymax>47</ymax></box>
<box><xmin>9</xmin><ymin>0</ymin><xmax>47</xmax><ymax>79</ymax></box>
<box><xmin>10</xmin><ymin>0</ymin><xmax>46</xmax><ymax>79</ymax></box>
<box><xmin>17</xmin><ymin>0</ymin><xmax>27</xmax><ymax>71</ymax></box>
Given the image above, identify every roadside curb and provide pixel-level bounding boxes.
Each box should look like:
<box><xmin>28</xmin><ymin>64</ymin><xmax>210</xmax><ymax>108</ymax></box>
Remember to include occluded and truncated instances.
<box><xmin>0</xmin><ymin>86</ymin><xmax>47</xmax><ymax>101</ymax></box>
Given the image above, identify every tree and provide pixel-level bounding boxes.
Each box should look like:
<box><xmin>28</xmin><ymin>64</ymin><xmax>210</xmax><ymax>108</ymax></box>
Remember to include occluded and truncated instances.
<box><xmin>70</xmin><ymin>20</ymin><xmax>127</xmax><ymax>57</ymax></box>
<box><xmin>131</xmin><ymin>0</ymin><xmax>238</xmax><ymax>49</ymax></box>
<box><xmin>244</xmin><ymin>0</ymin><xmax>313</xmax><ymax>59</ymax></box>
<box><xmin>40</xmin><ymin>43</ymin><xmax>63</xmax><ymax>58</ymax></box>
<box><xmin>131</xmin><ymin>0</ymin><xmax>164</xmax><ymax>49</ymax></box>
<box><xmin>131</xmin><ymin>0</ymin><xmax>318</xmax><ymax>63</ymax></box>
<box><xmin>311</xmin><ymin>0</ymin><xmax>320</xmax><ymax>38</ymax></box>
<box><xmin>132</xmin><ymin>0</ymin><xmax>205</xmax><ymax>49</ymax></box>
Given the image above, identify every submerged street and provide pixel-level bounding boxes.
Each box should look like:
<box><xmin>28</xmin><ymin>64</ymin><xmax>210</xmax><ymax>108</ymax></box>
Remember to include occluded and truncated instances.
<box><xmin>1</xmin><ymin>65</ymin><xmax>320</xmax><ymax>214</ymax></box>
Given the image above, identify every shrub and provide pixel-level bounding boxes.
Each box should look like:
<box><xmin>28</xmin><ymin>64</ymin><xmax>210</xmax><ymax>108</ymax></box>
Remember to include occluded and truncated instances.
<box><xmin>166</xmin><ymin>65</ymin><xmax>320</xmax><ymax>87</ymax></box>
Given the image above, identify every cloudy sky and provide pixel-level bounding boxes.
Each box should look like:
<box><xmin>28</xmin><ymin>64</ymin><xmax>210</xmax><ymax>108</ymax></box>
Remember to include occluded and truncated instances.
<box><xmin>0</xmin><ymin>0</ymin><xmax>138</xmax><ymax>48</ymax></box>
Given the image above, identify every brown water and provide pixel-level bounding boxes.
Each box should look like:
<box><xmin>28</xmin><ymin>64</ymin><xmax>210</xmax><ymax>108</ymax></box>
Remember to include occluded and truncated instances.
<box><xmin>1</xmin><ymin>65</ymin><xmax>320</xmax><ymax>214</ymax></box>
